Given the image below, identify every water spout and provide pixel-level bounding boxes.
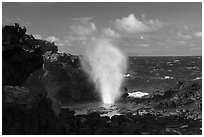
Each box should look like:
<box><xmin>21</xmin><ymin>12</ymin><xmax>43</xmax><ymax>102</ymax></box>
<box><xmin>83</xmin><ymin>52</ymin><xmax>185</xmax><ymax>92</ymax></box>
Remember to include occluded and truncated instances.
<box><xmin>81</xmin><ymin>37</ymin><xmax>127</xmax><ymax>104</ymax></box>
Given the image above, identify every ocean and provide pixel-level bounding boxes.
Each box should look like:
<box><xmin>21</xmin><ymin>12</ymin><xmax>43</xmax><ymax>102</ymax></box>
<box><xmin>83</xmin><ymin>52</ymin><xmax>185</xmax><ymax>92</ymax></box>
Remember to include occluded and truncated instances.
<box><xmin>65</xmin><ymin>56</ymin><xmax>202</xmax><ymax>116</ymax></box>
<box><xmin>124</xmin><ymin>56</ymin><xmax>202</xmax><ymax>93</ymax></box>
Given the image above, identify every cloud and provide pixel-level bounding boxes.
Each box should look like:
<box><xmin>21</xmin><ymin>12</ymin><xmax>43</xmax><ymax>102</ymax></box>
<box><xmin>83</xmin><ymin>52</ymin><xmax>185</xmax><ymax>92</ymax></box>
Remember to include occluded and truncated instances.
<box><xmin>114</xmin><ymin>14</ymin><xmax>163</xmax><ymax>34</ymax></box>
<box><xmin>73</xmin><ymin>16</ymin><xmax>94</xmax><ymax>21</ymax></box>
<box><xmin>140</xmin><ymin>44</ymin><xmax>150</xmax><ymax>47</ymax></box>
<box><xmin>61</xmin><ymin>17</ymin><xmax>98</xmax><ymax>47</ymax></box>
<box><xmin>115</xmin><ymin>14</ymin><xmax>149</xmax><ymax>33</ymax></box>
<box><xmin>55</xmin><ymin>42</ymin><xmax>64</xmax><ymax>47</ymax></box>
<box><xmin>60</xmin><ymin>14</ymin><xmax>200</xmax><ymax>56</ymax></box>
<box><xmin>57</xmin><ymin>34</ymin><xmax>91</xmax><ymax>47</ymax></box>
<box><xmin>115</xmin><ymin>22</ymin><xmax>202</xmax><ymax>56</ymax></box>
<box><xmin>194</xmin><ymin>32</ymin><xmax>202</xmax><ymax>37</ymax></box>
<box><xmin>33</xmin><ymin>34</ymin><xmax>59</xmax><ymax>43</ymax></box>
<box><xmin>33</xmin><ymin>34</ymin><xmax>64</xmax><ymax>47</ymax></box>
<box><xmin>70</xmin><ymin>24</ymin><xmax>97</xmax><ymax>36</ymax></box>
<box><xmin>102</xmin><ymin>27</ymin><xmax>120</xmax><ymax>38</ymax></box>
<box><xmin>69</xmin><ymin>19</ymin><xmax>97</xmax><ymax>36</ymax></box>
<box><xmin>176</xmin><ymin>32</ymin><xmax>192</xmax><ymax>40</ymax></box>
<box><xmin>46</xmin><ymin>36</ymin><xmax>59</xmax><ymax>43</ymax></box>
<box><xmin>143</xmin><ymin>18</ymin><xmax>163</xmax><ymax>29</ymax></box>
<box><xmin>33</xmin><ymin>34</ymin><xmax>42</xmax><ymax>39</ymax></box>
<box><xmin>63</xmin><ymin>35</ymin><xmax>88</xmax><ymax>46</ymax></box>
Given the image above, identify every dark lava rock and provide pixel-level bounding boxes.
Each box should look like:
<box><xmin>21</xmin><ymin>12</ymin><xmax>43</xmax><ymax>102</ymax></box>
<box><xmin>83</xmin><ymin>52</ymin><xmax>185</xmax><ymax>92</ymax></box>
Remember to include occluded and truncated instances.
<box><xmin>2</xmin><ymin>86</ymin><xmax>62</xmax><ymax>135</ymax></box>
<box><xmin>91</xmin><ymin>117</ymin><xmax>108</xmax><ymax>128</ymax></box>
<box><xmin>2</xmin><ymin>23</ymin><xmax>58</xmax><ymax>86</ymax></box>
<box><xmin>109</xmin><ymin>115</ymin><xmax>136</xmax><ymax>134</ymax></box>
<box><xmin>3</xmin><ymin>24</ymin><xmax>98</xmax><ymax>104</ymax></box>
<box><xmin>93</xmin><ymin>127</ymin><xmax>112</xmax><ymax>135</ymax></box>
<box><xmin>3</xmin><ymin>47</ymin><xmax>43</xmax><ymax>86</ymax></box>
<box><xmin>101</xmin><ymin>116</ymin><xmax>110</xmax><ymax>121</ymax></box>
<box><xmin>86</xmin><ymin>112</ymin><xmax>101</xmax><ymax>119</ymax></box>
<box><xmin>23</xmin><ymin>51</ymin><xmax>99</xmax><ymax>104</ymax></box>
<box><xmin>59</xmin><ymin>108</ymin><xmax>75</xmax><ymax>123</ymax></box>
<box><xmin>111</xmin><ymin>115</ymin><xmax>133</xmax><ymax>125</ymax></box>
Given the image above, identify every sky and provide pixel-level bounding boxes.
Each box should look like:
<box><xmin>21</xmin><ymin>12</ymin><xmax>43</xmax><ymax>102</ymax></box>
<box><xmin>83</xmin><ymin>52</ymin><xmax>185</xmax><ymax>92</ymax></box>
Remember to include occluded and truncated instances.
<box><xmin>2</xmin><ymin>2</ymin><xmax>202</xmax><ymax>56</ymax></box>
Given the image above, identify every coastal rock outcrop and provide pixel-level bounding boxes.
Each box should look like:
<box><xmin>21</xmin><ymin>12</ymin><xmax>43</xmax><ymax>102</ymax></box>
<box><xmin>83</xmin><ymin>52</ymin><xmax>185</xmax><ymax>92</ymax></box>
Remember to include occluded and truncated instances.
<box><xmin>2</xmin><ymin>23</ymin><xmax>58</xmax><ymax>86</ymax></box>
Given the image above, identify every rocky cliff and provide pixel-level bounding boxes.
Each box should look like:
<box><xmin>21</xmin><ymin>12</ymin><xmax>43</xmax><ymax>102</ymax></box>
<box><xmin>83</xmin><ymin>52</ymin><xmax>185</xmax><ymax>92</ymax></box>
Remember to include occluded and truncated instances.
<box><xmin>2</xmin><ymin>24</ymin><xmax>98</xmax><ymax>134</ymax></box>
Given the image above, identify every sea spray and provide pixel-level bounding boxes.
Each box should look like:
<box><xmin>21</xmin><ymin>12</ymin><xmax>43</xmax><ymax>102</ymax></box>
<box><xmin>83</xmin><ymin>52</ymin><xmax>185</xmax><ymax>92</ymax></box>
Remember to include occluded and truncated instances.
<box><xmin>81</xmin><ymin>37</ymin><xmax>127</xmax><ymax>104</ymax></box>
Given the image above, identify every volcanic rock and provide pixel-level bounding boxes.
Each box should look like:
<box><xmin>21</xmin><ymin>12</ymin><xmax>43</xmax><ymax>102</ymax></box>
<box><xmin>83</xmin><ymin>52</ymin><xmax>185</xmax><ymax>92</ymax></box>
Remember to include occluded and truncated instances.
<box><xmin>2</xmin><ymin>23</ymin><xmax>58</xmax><ymax>86</ymax></box>
<box><xmin>2</xmin><ymin>86</ymin><xmax>62</xmax><ymax>135</ymax></box>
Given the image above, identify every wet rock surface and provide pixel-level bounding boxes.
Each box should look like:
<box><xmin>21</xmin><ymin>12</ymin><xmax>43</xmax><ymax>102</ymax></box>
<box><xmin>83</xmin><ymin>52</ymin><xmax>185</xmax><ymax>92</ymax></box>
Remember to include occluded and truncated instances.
<box><xmin>3</xmin><ymin>82</ymin><xmax>201</xmax><ymax>135</ymax></box>
<box><xmin>61</xmin><ymin>81</ymin><xmax>201</xmax><ymax>135</ymax></box>
<box><xmin>58</xmin><ymin>105</ymin><xmax>201</xmax><ymax>135</ymax></box>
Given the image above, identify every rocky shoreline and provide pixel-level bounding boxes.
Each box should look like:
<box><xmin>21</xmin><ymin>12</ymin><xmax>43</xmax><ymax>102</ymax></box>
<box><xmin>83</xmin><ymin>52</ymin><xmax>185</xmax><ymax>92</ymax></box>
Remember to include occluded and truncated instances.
<box><xmin>3</xmin><ymin>90</ymin><xmax>202</xmax><ymax>135</ymax></box>
<box><xmin>2</xmin><ymin>24</ymin><xmax>202</xmax><ymax>135</ymax></box>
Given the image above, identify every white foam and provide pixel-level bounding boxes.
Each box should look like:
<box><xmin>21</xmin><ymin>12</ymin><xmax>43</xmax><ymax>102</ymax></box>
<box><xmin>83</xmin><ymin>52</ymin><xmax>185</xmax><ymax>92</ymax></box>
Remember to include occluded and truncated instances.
<box><xmin>128</xmin><ymin>91</ymin><xmax>149</xmax><ymax>98</ymax></box>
